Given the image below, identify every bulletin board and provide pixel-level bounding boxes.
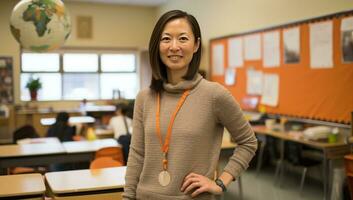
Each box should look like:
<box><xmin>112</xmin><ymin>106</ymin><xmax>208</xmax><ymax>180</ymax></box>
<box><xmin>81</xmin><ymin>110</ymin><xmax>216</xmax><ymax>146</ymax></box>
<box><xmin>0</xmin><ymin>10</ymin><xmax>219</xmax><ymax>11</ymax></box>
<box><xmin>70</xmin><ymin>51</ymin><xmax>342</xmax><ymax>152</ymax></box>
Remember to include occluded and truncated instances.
<box><xmin>210</xmin><ymin>10</ymin><xmax>353</xmax><ymax>124</ymax></box>
<box><xmin>0</xmin><ymin>57</ymin><xmax>14</xmax><ymax>104</ymax></box>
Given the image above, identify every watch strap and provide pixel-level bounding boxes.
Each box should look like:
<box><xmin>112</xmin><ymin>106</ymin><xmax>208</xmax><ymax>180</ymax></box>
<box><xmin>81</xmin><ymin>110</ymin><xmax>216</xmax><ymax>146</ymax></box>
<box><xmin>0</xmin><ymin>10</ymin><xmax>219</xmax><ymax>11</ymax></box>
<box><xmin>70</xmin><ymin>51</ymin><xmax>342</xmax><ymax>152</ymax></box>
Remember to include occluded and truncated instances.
<box><xmin>215</xmin><ymin>178</ymin><xmax>227</xmax><ymax>192</ymax></box>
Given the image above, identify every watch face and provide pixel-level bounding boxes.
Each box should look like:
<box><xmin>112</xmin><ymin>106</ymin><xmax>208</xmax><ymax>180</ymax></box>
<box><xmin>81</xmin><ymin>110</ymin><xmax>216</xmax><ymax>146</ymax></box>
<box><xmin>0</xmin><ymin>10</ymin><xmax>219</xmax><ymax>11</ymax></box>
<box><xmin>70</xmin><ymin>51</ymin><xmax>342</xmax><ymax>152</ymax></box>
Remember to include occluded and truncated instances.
<box><xmin>215</xmin><ymin>179</ymin><xmax>226</xmax><ymax>192</ymax></box>
<box><xmin>216</xmin><ymin>179</ymin><xmax>221</xmax><ymax>185</ymax></box>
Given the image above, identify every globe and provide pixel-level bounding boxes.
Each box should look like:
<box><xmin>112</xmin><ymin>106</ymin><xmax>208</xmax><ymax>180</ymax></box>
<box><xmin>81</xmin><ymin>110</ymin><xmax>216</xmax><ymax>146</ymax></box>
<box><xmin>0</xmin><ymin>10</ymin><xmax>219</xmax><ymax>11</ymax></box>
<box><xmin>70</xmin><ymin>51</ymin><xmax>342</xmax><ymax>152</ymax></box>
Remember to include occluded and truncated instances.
<box><xmin>9</xmin><ymin>0</ymin><xmax>71</xmax><ymax>52</ymax></box>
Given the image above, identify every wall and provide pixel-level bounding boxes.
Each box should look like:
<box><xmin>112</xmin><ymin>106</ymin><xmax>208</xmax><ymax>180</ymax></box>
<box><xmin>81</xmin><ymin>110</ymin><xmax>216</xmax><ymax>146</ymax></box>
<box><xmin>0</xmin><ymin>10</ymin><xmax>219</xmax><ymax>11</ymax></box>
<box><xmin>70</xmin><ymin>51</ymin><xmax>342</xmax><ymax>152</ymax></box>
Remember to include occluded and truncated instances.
<box><xmin>2</xmin><ymin>0</ymin><xmax>353</xmax><ymax>108</ymax></box>
<box><xmin>158</xmin><ymin>0</ymin><xmax>353</xmax><ymax>74</ymax></box>
<box><xmin>0</xmin><ymin>0</ymin><xmax>157</xmax><ymax>108</ymax></box>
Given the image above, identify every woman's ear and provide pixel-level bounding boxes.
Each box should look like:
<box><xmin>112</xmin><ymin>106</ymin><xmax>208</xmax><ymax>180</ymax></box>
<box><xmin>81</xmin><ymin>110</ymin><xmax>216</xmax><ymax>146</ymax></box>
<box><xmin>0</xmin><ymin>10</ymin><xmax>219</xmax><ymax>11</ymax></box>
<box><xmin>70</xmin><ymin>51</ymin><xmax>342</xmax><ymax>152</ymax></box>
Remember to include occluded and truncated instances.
<box><xmin>194</xmin><ymin>37</ymin><xmax>201</xmax><ymax>53</ymax></box>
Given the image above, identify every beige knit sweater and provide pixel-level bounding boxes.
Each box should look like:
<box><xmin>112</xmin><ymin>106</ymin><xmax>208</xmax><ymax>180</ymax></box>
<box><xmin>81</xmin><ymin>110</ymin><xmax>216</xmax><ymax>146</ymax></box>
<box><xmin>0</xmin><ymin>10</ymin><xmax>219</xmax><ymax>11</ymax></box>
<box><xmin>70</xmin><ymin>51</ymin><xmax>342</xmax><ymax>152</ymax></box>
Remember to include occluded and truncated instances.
<box><xmin>123</xmin><ymin>74</ymin><xmax>257</xmax><ymax>200</ymax></box>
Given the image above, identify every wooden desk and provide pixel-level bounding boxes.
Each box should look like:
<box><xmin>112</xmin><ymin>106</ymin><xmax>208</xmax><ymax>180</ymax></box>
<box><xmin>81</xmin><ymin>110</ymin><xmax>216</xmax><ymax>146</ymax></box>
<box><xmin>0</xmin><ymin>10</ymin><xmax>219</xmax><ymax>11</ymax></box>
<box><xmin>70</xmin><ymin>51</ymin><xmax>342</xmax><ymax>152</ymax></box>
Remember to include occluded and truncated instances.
<box><xmin>253</xmin><ymin>126</ymin><xmax>348</xmax><ymax>151</ymax></box>
<box><xmin>15</xmin><ymin>109</ymin><xmax>82</xmax><ymax>137</ymax></box>
<box><xmin>40</xmin><ymin>116</ymin><xmax>95</xmax><ymax>126</ymax></box>
<box><xmin>221</xmin><ymin>130</ymin><xmax>237</xmax><ymax>149</ymax></box>
<box><xmin>252</xmin><ymin>125</ymin><xmax>350</xmax><ymax>200</ymax></box>
<box><xmin>0</xmin><ymin>173</ymin><xmax>45</xmax><ymax>199</ymax></box>
<box><xmin>0</xmin><ymin>142</ymin><xmax>67</xmax><ymax>174</ymax></box>
<box><xmin>0</xmin><ymin>139</ymin><xmax>118</xmax><ymax>174</ymax></box>
<box><xmin>45</xmin><ymin>167</ymin><xmax>125</xmax><ymax>200</ymax></box>
<box><xmin>0</xmin><ymin>142</ymin><xmax>65</xmax><ymax>158</ymax></box>
<box><xmin>95</xmin><ymin>128</ymin><xmax>114</xmax><ymax>139</ymax></box>
<box><xmin>84</xmin><ymin>105</ymin><xmax>116</xmax><ymax>113</ymax></box>
<box><xmin>17</xmin><ymin>137</ymin><xmax>61</xmax><ymax>145</ymax></box>
<box><xmin>63</xmin><ymin>139</ymin><xmax>118</xmax><ymax>153</ymax></box>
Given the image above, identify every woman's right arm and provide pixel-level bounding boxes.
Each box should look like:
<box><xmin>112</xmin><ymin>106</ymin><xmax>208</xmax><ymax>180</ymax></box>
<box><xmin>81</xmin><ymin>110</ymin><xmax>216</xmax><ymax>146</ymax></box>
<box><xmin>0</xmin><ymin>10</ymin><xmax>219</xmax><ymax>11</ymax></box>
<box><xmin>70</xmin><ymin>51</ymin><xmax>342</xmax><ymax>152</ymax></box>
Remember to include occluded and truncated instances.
<box><xmin>122</xmin><ymin>91</ymin><xmax>146</xmax><ymax>200</ymax></box>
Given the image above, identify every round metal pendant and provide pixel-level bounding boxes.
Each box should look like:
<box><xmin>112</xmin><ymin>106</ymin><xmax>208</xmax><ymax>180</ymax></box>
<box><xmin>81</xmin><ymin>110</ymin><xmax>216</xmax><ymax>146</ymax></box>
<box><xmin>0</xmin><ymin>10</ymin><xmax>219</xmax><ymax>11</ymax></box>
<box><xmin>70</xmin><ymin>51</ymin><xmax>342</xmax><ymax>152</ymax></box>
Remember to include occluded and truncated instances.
<box><xmin>158</xmin><ymin>170</ymin><xmax>171</xmax><ymax>186</ymax></box>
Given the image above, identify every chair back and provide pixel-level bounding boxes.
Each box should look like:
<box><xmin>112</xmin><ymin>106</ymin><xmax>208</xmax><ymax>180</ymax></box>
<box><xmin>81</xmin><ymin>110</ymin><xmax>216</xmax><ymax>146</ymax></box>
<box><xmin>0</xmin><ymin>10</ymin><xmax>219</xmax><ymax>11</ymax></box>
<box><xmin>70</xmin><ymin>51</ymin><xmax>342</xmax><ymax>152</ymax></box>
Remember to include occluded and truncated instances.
<box><xmin>90</xmin><ymin>157</ymin><xmax>123</xmax><ymax>169</ymax></box>
<box><xmin>13</xmin><ymin>125</ymin><xmax>39</xmax><ymax>144</ymax></box>
<box><xmin>95</xmin><ymin>146</ymin><xmax>125</xmax><ymax>165</ymax></box>
<box><xmin>285</xmin><ymin>141</ymin><xmax>302</xmax><ymax>165</ymax></box>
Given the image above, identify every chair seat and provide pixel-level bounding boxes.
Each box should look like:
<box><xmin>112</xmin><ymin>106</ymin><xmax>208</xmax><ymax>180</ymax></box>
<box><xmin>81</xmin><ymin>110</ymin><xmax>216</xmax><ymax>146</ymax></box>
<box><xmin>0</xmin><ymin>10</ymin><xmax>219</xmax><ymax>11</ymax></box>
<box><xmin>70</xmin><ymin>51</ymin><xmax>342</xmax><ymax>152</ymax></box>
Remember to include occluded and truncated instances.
<box><xmin>95</xmin><ymin>146</ymin><xmax>125</xmax><ymax>165</ymax></box>
<box><xmin>90</xmin><ymin>157</ymin><xmax>123</xmax><ymax>169</ymax></box>
<box><xmin>11</xmin><ymin>166</ymin><xmax>46</xmax><ymax>175</ymax></box>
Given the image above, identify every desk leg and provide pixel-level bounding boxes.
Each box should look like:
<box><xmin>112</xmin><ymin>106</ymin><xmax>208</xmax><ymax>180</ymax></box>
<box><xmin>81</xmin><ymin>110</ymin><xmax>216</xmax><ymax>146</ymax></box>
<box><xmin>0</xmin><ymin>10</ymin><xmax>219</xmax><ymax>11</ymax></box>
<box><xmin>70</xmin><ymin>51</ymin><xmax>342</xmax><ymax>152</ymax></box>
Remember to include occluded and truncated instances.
<box><xmin>256</xmin><ymin>136</ymin><xmax>266</xmax><ymax>176</ymax></box>
<box><xmin>274</xmin><ymin>139</ymin><xmax>285</xmax><ymax>185</ymax></box>
<box><xmin>279</xmin><ymin>140</ymin><xmax>285</xmax><ymax>187</ymax></box>
<box><xmin>238</xmin><ymin>176</ymin><xmax>243</xmax><ymax>200</ymax></box>
<box><xmin>322</xmin><ymin>150</ymin><xmax>330</xmax><ymax>200</ymax></box>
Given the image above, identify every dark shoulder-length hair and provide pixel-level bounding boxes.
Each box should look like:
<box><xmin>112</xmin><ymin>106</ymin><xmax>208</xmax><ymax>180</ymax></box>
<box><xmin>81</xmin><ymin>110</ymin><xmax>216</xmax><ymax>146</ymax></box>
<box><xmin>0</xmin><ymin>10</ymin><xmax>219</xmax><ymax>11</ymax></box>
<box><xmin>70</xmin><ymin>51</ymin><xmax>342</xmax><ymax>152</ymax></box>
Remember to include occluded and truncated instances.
<box><xmin>149</xmin><ymin>10</ymin><xmax>202</xmax><ymax>92</ymax></box>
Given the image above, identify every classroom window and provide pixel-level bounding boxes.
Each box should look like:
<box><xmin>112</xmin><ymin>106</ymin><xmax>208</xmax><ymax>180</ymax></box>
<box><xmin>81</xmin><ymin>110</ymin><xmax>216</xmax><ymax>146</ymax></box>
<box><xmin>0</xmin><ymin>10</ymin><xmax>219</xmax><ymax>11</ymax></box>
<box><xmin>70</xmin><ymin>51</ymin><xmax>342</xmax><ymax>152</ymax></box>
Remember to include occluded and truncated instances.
<box><xmin>20</xmin><ymin>51</ymin><xmax>139</xmax><ymax>101</ymax></box>
<box><xmin>63</xmin><ymin>53</ymin><xmax>99</xmax><ymax>72</ymax></box>
<box><xmin>20</xmin><ymin>73</ymin><xmax>62</xmax><ymax>101</ymax></box>
<box><xmin>101</xmin><ymin>54</ymin><xmax>135</xmax><ymax>72</ymax></box>
<box><xmin>22</xmin><ymin>53</ymin><xmax>60</xmax><ymax>72</ymax></box>
<box><xmin>100</xmin><ymin>73</ymin><xmax>138</xmax><ymax>99</ymax></box>
<box><xmin>63</xmin><ymin>73</ymin><xmax>100</xmax><ymax>100</ymax></box>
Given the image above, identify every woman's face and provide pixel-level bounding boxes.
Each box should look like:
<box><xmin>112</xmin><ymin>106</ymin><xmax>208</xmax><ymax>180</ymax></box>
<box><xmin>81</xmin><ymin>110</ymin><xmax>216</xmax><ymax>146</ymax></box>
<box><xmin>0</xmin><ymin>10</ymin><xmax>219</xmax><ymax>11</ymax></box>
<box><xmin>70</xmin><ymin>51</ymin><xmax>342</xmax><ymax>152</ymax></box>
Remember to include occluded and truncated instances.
<box><xmin>159</xmin><ymin>18</ymin><xmax>200</xmax><ymax>72</ymax></box>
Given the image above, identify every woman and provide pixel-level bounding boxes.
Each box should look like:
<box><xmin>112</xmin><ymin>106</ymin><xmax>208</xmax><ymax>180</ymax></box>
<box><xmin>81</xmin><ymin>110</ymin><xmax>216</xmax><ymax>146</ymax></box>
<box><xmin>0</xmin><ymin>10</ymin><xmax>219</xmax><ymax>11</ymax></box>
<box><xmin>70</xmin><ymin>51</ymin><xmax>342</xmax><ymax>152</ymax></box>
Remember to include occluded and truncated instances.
<box><xmin>108</xmin><ymin>103</ymin><xmax>132</xmax><ymax>140</ymax></box>
<box><xmin>47</xmin><ymin>112</ymin><xmax>75</xmax><ymax>142</ymax></box>
<box><xmin>123</xmin><ymin>10</ymin><xmax>257</xmax><ymax>200</ymax></box>
<box><xmin>108</xmin><ymin>103</ymin><xmax>133</xmax><ymax>162</ymax></box>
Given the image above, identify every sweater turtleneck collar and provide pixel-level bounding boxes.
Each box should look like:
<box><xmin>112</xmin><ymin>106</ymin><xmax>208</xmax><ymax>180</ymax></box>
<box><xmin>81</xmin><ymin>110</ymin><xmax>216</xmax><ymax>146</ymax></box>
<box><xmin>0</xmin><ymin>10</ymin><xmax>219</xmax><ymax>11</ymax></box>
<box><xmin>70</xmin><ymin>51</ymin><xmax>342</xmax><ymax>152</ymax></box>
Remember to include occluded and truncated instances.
<box><xmin>163</xmin><ymin>73</ymin><xmax>203</xmax><ymax>93</ymax></box>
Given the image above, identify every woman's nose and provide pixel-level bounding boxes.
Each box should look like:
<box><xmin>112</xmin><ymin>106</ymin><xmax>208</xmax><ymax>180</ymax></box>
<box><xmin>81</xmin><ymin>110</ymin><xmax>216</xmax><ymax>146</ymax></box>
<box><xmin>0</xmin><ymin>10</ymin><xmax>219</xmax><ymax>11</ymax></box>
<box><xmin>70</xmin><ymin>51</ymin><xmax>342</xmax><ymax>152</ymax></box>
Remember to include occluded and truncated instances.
<box><xmin>169</xmin><ymin>39</ymin><xmax>180</xmax><ymax>51</ymax></box>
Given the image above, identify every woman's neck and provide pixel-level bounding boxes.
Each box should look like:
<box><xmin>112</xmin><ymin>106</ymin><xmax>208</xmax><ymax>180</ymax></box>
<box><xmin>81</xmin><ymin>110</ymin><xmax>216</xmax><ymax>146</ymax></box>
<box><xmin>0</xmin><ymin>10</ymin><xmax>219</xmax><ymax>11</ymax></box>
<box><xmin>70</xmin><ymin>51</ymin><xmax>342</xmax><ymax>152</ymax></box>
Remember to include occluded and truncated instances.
<box><xmin>167</xmin><ymin>67</ymin><xmax>188</xmax><ymax>85</ymax></box>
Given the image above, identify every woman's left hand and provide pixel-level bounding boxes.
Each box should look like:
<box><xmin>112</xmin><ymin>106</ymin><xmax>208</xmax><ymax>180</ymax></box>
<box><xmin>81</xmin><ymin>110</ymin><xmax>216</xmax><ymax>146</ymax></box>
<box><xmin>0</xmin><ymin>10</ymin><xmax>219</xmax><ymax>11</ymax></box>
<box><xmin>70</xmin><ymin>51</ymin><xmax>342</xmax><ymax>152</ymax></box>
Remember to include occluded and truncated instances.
<box><xmin>180</xmin><ymin>172</ymin><xmax>222</xmax><ymax>197</ymax></box>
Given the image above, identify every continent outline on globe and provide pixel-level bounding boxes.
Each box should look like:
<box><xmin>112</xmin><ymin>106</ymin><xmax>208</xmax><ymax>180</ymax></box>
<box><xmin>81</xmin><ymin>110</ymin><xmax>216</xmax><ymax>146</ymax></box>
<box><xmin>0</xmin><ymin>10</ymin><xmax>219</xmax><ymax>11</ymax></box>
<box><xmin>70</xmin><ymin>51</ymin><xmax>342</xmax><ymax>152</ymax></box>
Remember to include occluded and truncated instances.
<box><xmin>9</xmin><ymin>0</ymin><xmax>71</xmax><ymax>52</ymax></box>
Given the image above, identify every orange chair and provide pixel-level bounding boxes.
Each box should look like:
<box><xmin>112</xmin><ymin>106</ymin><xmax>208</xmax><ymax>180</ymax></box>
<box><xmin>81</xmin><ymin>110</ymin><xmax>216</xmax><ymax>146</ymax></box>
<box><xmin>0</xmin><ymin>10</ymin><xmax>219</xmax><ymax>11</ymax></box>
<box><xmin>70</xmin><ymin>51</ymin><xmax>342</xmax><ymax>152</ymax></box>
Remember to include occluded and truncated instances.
<box><xmin>90</xmin><ymin>157</ymin><xmax>123</xmax><ymax>169</ymax></box>
<box><xmin>95</xmin><ymin>147</ymin><xmax>125</xmax><ymax>165</ymax></box>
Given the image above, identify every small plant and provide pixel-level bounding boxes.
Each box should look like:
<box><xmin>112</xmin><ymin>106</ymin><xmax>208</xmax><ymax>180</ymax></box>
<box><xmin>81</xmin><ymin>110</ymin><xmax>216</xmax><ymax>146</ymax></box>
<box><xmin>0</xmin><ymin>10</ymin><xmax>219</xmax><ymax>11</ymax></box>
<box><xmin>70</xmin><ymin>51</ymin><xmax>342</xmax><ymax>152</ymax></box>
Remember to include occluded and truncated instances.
<box><xmin>26</xmin><ymin>77</ymin><xmax>42</xmax><ymax>91</ymax></box>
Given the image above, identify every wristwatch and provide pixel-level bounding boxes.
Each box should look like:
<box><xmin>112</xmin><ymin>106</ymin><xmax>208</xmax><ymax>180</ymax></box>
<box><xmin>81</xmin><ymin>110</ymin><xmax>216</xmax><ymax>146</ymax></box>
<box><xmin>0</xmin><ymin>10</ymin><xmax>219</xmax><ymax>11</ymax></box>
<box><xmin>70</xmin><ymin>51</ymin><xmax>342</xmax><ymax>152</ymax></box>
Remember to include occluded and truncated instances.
<box><xmin>215</xmin><ymin>178</ymin><xmax>227</xmax><ymax>192</ymax></box>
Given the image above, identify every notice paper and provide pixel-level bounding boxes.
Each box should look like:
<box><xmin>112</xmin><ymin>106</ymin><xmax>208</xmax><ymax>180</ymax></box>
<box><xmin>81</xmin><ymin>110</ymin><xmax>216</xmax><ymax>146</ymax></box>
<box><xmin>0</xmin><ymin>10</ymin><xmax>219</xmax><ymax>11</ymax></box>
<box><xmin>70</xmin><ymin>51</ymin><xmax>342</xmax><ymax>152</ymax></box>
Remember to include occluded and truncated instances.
<box><xmin>341</xmin><ymin>16</ymin><xmax>353</xmax><ymax>63</ymax></box>
<box><xmin>246</xmin><ymin>69</ymin><xmax>263</xmax><ymax>95</ymax></box>
<box><xmin>228</xmin><ymin>37</ymin><xmax>243</xmax><ymax>68</ymax></box>
<box><xmin>283</xmin><ymin>27</ymin><xmax>300</xmax><ymax>64</ymax></box>
<box><xmin>261</xmin><ymin>73</ymin><xmax>279</xmax><ymax>107</ymax></box>
<box><xmin>225</xmin><ymin>68</ymin><xmax>236</xmax><ymax>86</ymax></box>
<box><xmin>309</xmin><ymin>21</ymin><xmax>333</xmax><ymax>68</ymax></box>
<box><xmin>263</xmin><ymin>31</ymin><xmax>280</xmax><ymax>67</ymax></box>
<box><xmin>244</xmin><ymin>34</ymin><xmax>261</xmax><ymax>60</ymax></box>
<box><xmin>212</xmin><ymin>44</ymin><xmax>225</xmax><ymax>75</ymax></box>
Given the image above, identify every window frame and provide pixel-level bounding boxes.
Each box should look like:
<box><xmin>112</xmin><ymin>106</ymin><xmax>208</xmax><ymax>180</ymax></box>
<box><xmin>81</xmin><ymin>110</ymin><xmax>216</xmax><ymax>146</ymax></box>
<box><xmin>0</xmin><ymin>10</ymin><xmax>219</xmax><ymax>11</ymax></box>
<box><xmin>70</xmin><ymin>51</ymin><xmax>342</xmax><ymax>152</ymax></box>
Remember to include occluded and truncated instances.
<box><xmin>20</xmin><ymin>48</ymin><xmax>139</xmax><ymax>102</ymax></box>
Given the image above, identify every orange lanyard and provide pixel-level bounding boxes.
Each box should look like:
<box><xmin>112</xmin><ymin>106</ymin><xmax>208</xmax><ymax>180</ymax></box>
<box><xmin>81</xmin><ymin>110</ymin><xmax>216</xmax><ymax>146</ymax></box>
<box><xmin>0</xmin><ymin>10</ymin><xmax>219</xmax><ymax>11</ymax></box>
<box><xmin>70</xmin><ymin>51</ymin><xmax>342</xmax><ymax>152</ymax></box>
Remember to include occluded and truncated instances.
<box><xmin>156</xmin><ymin>90</ymin><xmax>190</xmax><ymax>171</ymax></box>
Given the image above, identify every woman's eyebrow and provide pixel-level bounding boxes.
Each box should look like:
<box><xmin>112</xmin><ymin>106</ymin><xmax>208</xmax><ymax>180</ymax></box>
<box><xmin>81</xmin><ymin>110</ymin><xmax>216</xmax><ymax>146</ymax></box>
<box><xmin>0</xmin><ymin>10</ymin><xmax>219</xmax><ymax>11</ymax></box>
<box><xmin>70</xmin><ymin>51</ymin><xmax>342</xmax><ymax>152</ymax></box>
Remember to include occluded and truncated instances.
<box><xmin>161</xmin><ymin>32</ymin><xmax>189</xmax><ymax>36</ymax></box>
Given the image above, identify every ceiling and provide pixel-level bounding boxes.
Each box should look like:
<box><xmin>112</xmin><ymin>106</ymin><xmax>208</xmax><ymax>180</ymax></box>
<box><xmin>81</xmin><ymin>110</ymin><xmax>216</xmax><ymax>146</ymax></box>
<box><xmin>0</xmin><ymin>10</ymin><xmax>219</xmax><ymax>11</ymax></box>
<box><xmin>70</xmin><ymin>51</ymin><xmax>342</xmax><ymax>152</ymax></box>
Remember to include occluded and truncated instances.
<box><xmin>66</xmin><ymin>0</ymin><xmax>168</xmax><ymax>6</ymax></box>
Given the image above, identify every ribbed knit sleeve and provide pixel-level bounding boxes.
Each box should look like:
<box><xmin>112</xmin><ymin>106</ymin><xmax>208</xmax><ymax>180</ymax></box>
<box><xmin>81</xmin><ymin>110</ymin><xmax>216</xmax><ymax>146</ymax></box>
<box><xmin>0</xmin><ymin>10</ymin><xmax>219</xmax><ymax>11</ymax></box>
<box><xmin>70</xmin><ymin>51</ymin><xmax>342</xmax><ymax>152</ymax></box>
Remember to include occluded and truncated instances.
<box><xmin>213</xmin><ymin>83</ymin><xmax>258</xmax><ymax>180</ymax></box>
<box><xmin>122</xmin><ymin>90</ymin><xmax>147</xmax><ymax>200</ymax></box>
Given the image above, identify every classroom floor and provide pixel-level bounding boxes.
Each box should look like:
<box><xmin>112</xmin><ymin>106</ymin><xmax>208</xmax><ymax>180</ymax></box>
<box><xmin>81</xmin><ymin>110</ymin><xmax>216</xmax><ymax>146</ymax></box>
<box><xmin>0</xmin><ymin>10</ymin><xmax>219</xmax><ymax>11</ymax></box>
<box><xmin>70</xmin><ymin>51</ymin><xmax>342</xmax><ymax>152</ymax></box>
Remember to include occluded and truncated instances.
<box><xmin>219</xmin><ymin>150</ymin><xmax>323</xmax><ymax>200</ymax></box>
<box><xmin>221</xmin><ymin>167</ymin><xmax>323</xmax><ymax>200</ymax></box>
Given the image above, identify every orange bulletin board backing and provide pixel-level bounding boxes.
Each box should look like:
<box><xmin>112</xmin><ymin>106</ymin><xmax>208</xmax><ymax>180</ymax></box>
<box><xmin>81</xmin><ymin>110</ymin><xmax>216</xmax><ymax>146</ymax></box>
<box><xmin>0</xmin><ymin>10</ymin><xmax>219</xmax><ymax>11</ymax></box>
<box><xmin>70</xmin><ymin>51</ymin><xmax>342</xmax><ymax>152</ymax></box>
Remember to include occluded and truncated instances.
<box><xmin>210</xmin><ymin>11</ymin><xmax>353</xmax><ymax>124</ymax></box>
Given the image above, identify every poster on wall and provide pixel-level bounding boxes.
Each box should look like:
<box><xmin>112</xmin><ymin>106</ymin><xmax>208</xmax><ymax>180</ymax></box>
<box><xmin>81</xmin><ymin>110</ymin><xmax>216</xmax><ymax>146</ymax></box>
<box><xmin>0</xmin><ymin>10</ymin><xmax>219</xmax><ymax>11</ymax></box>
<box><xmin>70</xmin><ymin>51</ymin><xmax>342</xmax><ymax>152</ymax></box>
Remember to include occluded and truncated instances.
<box><xmin>246</xmin><ymin>68</ymin><xmax>263</xmax><ymax>95</ymax></box>
<box><xmin>309</xmin><ymin>21</ymin><xmax>333</xmax><ymax>68</ymax></box>
<box><xmin>228</xmin><ymin>37</ymin><xmax>243</xmax><ymax>68</ymax></box>
<box><xmin>283</xmin><ymin>27</ymin><xmax>300</xmax><ymax>64</ymax></box>
<box><xmin>341</xmin><ymin>16</ymin><xmax>353</xmax><ymax>63</ymax></box>
<box><xmin>263</xmin><ymin>31</ymin><xmax>280</xmax><ymax>67</ymax></box>
<box><xmin>225</xmin><ymin>68</ymin><xmax>236</xmax><ymax>86</ymax></box>
<box><xmin>244</xmin><ymin>34</ymin><xmax>261</xmax><ymax>60</ymax></box>
<box><xmin>212</xmin><ymin>44</ymin><xmax>225</xmax><ymax>76</ymax></box>
<box><xmin>261</xmin><ymin>73</ymin><xmax>279</xmax><ymax>107</ymax></box>
<box><xmin>0</xmin><ymin>57</ymin><xmax>14</xmax><ymax>104</ymax></box>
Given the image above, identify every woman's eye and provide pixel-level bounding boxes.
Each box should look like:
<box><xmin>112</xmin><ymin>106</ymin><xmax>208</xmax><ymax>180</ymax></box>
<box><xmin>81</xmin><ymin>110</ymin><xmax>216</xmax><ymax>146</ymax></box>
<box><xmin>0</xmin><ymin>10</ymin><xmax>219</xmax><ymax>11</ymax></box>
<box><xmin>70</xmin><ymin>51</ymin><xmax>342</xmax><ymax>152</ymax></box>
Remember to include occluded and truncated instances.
<box><xmin>180</xmin><ymin>37</ymin><xmax>188</xmax><ymax>41</ymax></box>
<box><xmin>161</xmin><ymin>37</ymin><xmax>170</xmax><ymax>42</ymax></box>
